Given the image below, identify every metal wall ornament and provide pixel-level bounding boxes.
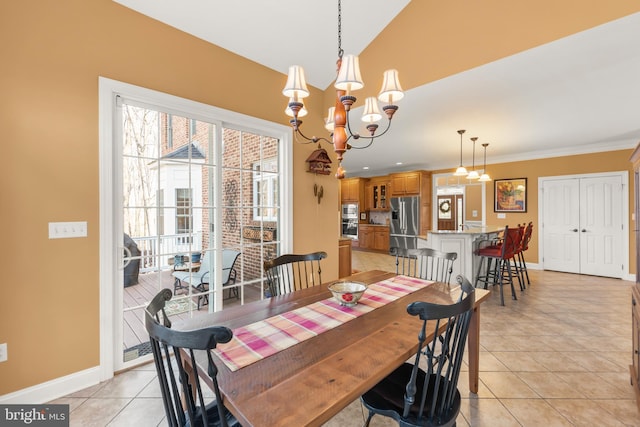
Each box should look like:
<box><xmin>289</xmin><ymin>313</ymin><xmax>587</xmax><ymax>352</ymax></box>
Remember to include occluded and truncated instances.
<box><xmin>313</xmin><ymin>183</ymin><xmax>324</xmax><ymax>204</ymax></box>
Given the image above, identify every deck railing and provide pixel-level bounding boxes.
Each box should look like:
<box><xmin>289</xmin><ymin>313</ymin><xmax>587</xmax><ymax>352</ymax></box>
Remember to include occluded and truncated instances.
<box><xmin>132</xmin><ymin>232</ymin><xmax>203</xmax><ymax>272</ymax></box>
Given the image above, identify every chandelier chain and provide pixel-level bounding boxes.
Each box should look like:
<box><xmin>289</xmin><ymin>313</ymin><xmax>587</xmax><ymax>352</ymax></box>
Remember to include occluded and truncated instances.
<box><xmin>337</xmin><ymin>0</ymin><xmax>343</xmax><ymax>58</ymax></box>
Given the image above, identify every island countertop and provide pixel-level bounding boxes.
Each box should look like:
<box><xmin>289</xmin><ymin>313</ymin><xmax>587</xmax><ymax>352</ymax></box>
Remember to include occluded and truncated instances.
<box><xmin>427</xmin><ymin>226</ymin><xmax>503</xmax><ymax>235</ymax></box>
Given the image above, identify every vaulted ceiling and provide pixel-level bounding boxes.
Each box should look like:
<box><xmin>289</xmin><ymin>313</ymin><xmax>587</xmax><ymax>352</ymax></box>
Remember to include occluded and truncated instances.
<box><xmin>114</xmin><ymin>1</ymin><xmax>640</xmax><ymax>176</ymax></box>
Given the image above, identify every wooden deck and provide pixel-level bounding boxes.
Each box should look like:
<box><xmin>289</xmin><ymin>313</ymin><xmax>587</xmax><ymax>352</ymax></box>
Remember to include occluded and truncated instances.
<box><xmin>122</xmin><ymin>269</ymin><xmax>263</xmax><ymax>354</ymax></box>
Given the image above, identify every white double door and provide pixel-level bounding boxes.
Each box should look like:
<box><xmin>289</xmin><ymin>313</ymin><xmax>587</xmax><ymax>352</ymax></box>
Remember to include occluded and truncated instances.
<box><xmin>541</xmin><ymin>173</ymin><xmax>626</xmax><ymax>278</ymax></box>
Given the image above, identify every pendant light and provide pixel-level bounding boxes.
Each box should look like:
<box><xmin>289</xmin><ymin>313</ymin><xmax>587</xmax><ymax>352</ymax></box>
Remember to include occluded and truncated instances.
<box><xmin>466</xmin><ymin>137</ymin><xmax>480</xmax><ymax>180</ymax></box>
<box><xmin>453</xmin><ymin>129</ymin><xmax>468</xmax><ymax>176</ymax></box>
<box><xmin>478</xmin><ymin>143</ymin><xmax>492</xmax><ymax>182</ymax></box>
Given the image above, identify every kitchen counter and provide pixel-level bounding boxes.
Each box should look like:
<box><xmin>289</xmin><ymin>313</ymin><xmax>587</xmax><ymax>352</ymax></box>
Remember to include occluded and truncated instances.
<box><xmin>418</xmin><ymin>227</ymin><xmax>502</xmax><ymax>283</ymax></box>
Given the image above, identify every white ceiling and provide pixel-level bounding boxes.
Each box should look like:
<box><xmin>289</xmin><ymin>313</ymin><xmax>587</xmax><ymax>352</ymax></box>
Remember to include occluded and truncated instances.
<box><xmin>114</xmin><ymin>1</ymin><xmax>640</xmax><ymax>176</ymax></box>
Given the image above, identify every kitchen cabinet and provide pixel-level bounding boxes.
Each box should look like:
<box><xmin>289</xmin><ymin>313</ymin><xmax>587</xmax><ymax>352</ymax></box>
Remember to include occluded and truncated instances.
<box><xmin>338</xmin><ymin>238</ymin><xmax>352</xmax><ymax>278</ymax></box>
<box><xmin>390</xmin><ymin>172</ymin><xmax>421</xmax><ymax>196</ymax></box>
<box><xmin>365</xmin><ymin>178</ymin><xmax>390</xmax><ymax>211</ymax></box>
<box><xmin>341</xmin><ymin>178</ymin><xmax>364</xmax><ymax>204</ymax></box>
<box><xmin>629</xmin><ymin>143</ymin><xmax>640</xmax><ymax>406</ymax></box>
<box><xmin>358</xmin><ymin>225</ymin><xmax>389</xmax><ymax>252</ymax></box>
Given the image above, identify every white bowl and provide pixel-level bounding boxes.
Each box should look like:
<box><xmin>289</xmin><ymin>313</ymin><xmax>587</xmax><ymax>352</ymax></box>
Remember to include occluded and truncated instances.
<box><xmin>328</xmin><ymin>281</ymin><xmax>367</xmax><ymax>307</ymax></box>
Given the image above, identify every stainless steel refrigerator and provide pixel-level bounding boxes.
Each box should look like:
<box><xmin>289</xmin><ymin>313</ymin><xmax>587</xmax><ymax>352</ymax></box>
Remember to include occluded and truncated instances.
<box><xmin>390</xmin><ymin>196</ymin><xmax>420</xmax><ymax>252</ymax></box>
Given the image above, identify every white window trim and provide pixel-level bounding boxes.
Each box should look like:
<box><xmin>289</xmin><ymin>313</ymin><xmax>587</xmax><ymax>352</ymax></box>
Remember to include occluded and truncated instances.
<box><xmin>98</xmin><ymin>76</ymin><xmax>292</xmax><ymax>380</ymax></box>
<box><xmin>253</xmin><ymin>158</ymin><xmax>278</xmax><ymax>221</ymax></box>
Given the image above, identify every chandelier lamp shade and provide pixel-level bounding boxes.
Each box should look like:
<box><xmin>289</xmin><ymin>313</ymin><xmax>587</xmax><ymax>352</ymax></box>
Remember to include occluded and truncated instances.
<box><xmin>282</xmin><ymin>0</ymin><xmax>404</xmax><ymax>179</ymax></box>
<box><xmin>466</xmin><ymin>137</ymin><xmax>480</xmax><ymax>180</ymax></box>
<box><xmin>478</xmin><ymin>143</ymin><xmax>492</xmax><ymax>182</ymax></box>
<box><xmin>454</xmin><ymin>129</ymin><xmax>469</xmax><ymax>176</ymax></box>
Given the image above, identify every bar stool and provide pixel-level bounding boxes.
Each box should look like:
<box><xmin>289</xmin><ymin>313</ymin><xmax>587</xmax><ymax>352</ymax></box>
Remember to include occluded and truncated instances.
<box><xmin>475</xmin><ymin>225</ymin><xmax>521</xmax><ymax>305</ymax></box>
<box><xmin>516</xmin><ymin>222</ymin><xmax>533</xmax><ymax>286</ymax></box>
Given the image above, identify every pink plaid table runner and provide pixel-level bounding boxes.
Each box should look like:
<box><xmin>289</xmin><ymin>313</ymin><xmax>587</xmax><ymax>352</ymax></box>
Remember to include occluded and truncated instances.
<box><xmin>213</xmin><ymin>275</ymin><xmax>434</xmax><ymax>371</ymax></box>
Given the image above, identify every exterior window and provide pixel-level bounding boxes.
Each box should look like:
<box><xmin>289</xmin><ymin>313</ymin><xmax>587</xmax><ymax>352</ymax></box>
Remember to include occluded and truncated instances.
<box><xmin>190</xmin><ymin>119</ymin><xmax>197</xmax><ymax>138</ymax></box>
<box><xmin>253</xmin><ymin>158</ymin><xmax>278</xmax><ymax>221</ymax></box>
<box><xmin>176</xmin><ymin>188</ymin><xmax>192</xmax><ymax>233</ymax></box>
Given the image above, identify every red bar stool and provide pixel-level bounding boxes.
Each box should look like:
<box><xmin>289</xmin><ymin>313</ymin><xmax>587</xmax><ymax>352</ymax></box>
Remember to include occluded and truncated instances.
<box><xmin>516</xmin><ymin>222</ymin><xmax>533</xmax><ymax>286</ymax></box>
<box><xmin>474</xmin><ymin>225</ymin><xmax>521</xmax><ymax>305</ymax></box>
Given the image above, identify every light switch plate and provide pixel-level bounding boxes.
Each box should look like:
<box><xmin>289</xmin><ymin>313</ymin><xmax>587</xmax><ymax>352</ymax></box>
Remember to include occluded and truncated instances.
<box><xmin>48</xmin><ymin>221</ymin><xmax>88</xmax><ymax>239</ymax></box>
<box><xmin>0</xmin><ymin>343</ymin><xmax>7</xmax><ymax>363</ymax></box>
<box><xmin>497</xmin><ymin>213</ymin><xmax>506</xmax><ymax>219</ymax></box>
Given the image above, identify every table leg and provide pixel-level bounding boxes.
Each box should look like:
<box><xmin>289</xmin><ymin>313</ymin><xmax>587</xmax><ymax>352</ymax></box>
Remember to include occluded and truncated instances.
<box><xmin>468</xmin><ymin>305</ymin><xmax>480</xmax><ymax>393</ymax></box>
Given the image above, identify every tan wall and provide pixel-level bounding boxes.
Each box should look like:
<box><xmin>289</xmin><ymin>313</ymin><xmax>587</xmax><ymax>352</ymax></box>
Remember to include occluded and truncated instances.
<box><xmin>0</xmin><ymin>0</ymin><xmax>339</xmax><ymax>395</ymax></box>
<box><xmin>433</xmin><ymin>149</ymin><xmax>636</xmax><ymax>269</ymax></box>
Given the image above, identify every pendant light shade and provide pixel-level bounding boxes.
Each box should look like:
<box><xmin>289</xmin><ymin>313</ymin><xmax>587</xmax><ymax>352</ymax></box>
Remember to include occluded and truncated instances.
<box><xmin>378</xmin><ymin>69</ymin><xmax>404</xmax><ymax>104</ymax></box>
<box><xmin>324</xmin><ymin>107</ymin><xmax>335</xmax><ymax>132</ymax></box>
<box><xmin>467</xmin><ymin>137</ymin><xmax>479</xmax><ymax>180</ymax></box>
<box><xmin>335</xmin><ymin>54</ymin><xmax>364</xmax><ymax>93</ymax></box>
<box><xmin>478</xmin><ymin>143</ymin><xmax>492</xmax><ymax>182</ymax></box>
<box><xmin>453</xmin><ymin>129</ymin><xmax>468</xmax><ymax>176</ymax></box>
<box><xmin>282</xmin><ymin>65</ymin><xmax>309</xmax><ymax>99</ymax></box>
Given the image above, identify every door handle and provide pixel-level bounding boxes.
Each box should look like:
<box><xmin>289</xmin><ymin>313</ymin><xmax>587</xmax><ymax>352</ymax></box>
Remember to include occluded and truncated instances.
<box><xmin>571</xmin><ymin>229</ymin><xmax>578</xmax><ymax>232</ymax></box>
<box><xmin>581</xmin><ymin>229</ymin><xmax>587</xmax><ymax>233</ymax></box>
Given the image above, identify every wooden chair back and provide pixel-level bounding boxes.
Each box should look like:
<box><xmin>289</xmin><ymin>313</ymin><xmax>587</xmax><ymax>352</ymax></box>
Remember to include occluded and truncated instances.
<box><xmin>144</xmin><ymin>289</ymin><xmax>239</xmax><ymax>427</ymax></box>
<box><xmin>263</xmin><ymin>251</ymin><xmax>327</xmax><ymax>297</ymax></box>
<box><xmin>395</xmin><ymin>247</ymin><xmax>458</xmax><ymax>284</ymax></box>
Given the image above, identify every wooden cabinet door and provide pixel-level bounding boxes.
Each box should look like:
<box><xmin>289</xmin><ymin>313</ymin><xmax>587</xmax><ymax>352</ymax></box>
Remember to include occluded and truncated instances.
<box><xmin>374</xmin><ymin>228</ymin><xmax>390</xmax><ymax>251</ymax></box>
<box><xmin>359</xmin><ymin>226</ymin><xmax>372</xmax><ymax>249</ymax></box>
<box><xmin>404</xmin><ymin>172</ymin><xmax>421</xmax><ymax>194</ymax></box>
<box><xmin>364</xmin><ymin>182</ymin><xmax>373</xmax><ymax>211</ymax></box>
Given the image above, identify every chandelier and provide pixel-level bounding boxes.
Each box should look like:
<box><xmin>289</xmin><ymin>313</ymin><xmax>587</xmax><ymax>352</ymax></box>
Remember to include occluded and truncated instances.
<box><xmin>282</xmin><ymin>0</ymin><xmax>404</xmax><ymax>179</ymax></box>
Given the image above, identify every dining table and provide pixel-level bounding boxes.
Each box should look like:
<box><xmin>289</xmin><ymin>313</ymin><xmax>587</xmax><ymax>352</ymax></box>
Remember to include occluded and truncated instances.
<box><xmin>177</xmin><ymin>269</ymin><xmax>490</xmax><ymax>427</ymax></box>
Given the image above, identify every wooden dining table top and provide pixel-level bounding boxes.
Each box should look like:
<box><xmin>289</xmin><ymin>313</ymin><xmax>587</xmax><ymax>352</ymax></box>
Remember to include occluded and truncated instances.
<box><xmin>177</xmin><ymin>269</ymin><xmax>490</xmax><ymax>427</ymax></box>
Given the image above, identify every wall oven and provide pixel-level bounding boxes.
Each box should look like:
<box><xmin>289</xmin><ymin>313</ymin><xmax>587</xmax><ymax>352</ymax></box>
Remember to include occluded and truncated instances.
<box><xmin>341</xmin><ymin>203</ymin><xmax>358</xmax><ymax>239</ymax></box>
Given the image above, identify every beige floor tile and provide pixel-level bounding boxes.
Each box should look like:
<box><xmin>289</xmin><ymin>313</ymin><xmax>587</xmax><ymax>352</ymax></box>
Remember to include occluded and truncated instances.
<box><xmin>555</xmin><ymin>372</ymin><xmax>631</xmax><ymax>400</ymax></box>
<box><xmin>594</xmin><ymin>399</ymin><xmax>640</xmax><ymax>426</ymax></box>
<box><xmin>500</xmin><ymin>398</ymin><xmax>573</xmax><ymax>427</ymax></box>
<box><xmin>491</xmin><ymin>351</ymin><xmax>548</xmax><ymax>372</ymax></box>
<box><xmin>69</xmin><ymin>398</ymin><xmax>131</xmax><ymax>427</ymax></box>
<box><xmin>47</xmin><ymin>396</ymin><xmax>88</xmax><ymax>412</ymax></box>
<box><xmin>480</xmin><ymin>371</ymin><xmax>539</xmax><ymax>398</ymax></box>
<box><xmin>92</xmin><ymin>370</ymin><xmax>157</xmax><ymax>398</ymax></box>
<box><xmin>546</xmin><ymin>399</ymin><xmax>628</xmax><ymax>427</ymax></box>
<box><xmin>107</xmin><ymin>398</ymin><xmax>166</xmax><ymax>427</ymax></box>
<box><xmin>477</xmin><ymin>351</ymin><xmax>510</xmax><ymax>372</ymax></box>
<box><xmin>515</xmin><ymin>372</ymin><xmax>585</xmax><ymax>399</ymax></box>
<box><xmin>459</xmin><ymin>398</ymin><xmax>521</xmax><ymax>426</ymax></box>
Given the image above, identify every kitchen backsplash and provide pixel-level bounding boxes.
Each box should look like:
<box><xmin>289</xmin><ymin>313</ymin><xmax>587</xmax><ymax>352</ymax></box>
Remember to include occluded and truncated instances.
<box><xmin>369</xmin><ymin>211</ymin><xmax>391</xmax><ymax>225</ymax></box>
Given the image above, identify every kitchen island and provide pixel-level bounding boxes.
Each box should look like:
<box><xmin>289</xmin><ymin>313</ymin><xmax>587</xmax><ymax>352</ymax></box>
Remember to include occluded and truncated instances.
<box><xmin>418</xmin><ymin>227</ymin><xmax>503</xmax><ymax>283</ymax></box>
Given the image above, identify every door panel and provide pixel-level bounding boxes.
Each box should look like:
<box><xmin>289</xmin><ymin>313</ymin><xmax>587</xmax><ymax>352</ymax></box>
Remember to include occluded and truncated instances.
<box><xmin>542</xmin><ymin>179</ymin><xmax>580</xmax><ymax>273</ymax></box>
<box><xmin>542</xmin><ymin>175</ymin><xmax>623</xmax><ymax>278</ymax></box>
<box><xmin>579</xmin><ymin>176</ymin><xmax>622</xmax><ymax>277</ymax></box>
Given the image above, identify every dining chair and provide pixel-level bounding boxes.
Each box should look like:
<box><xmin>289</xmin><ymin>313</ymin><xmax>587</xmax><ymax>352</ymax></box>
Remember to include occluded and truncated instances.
<box><xmin>394</xmin><ymin>247</ymin><xmax>458</xmax><ymax>284</ymax></box>
<box><xmin>360</xmin><ymin>275</ymin><xmax>475</xmax><ymax>427</ymax></box>
<box><xmin>144</xmin><ymin>289</ymin><xmax>241</xmax><ymax>427</ymax></box>
<box><xmin>474</xmin><ymin>225</ymin><xmax>521</xmax><ymax>305</ymax></box>
<box><xmin>173</xmin><ymin>249</ymin><xmax>241</xmax><ymax>309</ymax></box>
<box><xmin>263</xmin><ymin>251</ymin><xmax>327</xmax><ymax>297</ymax></box>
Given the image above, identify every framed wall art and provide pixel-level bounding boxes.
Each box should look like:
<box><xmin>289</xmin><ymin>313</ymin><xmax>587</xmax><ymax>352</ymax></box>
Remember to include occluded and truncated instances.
<box><xmin>494</xmin><ymin>178</ymin><xmax>527</xmax><ymax>212</ymax></box>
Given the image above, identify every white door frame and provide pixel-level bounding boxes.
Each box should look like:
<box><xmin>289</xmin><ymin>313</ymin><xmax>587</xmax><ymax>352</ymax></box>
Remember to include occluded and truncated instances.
<box><xmin>538</xmin><ymin>171</ymin><xmax>630</xmax><ymax>280</ymax></box>
<box><xmin>98</xmin><ymin>77</ymin><xmax>293</xmax><ymax>379</ymax></box>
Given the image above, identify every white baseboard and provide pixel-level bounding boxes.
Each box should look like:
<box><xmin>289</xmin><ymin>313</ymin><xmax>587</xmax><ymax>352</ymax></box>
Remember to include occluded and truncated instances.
<box><xmin>0</xmin><ymin>366</ymin><xmax>102</xmax><ymax>404</ymax></box>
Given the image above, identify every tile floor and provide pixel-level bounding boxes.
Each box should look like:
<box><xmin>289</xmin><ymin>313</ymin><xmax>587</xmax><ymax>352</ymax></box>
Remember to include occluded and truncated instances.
<box><xmin>50</xmin><ymin>250</ymin><xmax>640</xmax><ymax>426</ymax></box>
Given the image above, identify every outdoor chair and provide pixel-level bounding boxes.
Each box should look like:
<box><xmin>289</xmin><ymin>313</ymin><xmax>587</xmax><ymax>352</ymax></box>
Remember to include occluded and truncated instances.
<box><xmin>360</xmin><ymin>275</ymin><xmax>475</xmax><ymax>427</ymax></box>
<box><xmin>263</xmin><ymin>251</ymin><xmax>327</xmax><ymax>297</ymax></box>
<box><xmin>172</xmin><ymin>249</ymin><xmax>241</xmax><ymax>309</ymax></box>
<box><xmin>144</xmin><ymin>288</ymin><xmax>241</xmax><ymax>427</ymax></box>
<box><xmin>395</xmin><ymin>248</ymin><xmax>458</xmax><ymax>284</ymax></box>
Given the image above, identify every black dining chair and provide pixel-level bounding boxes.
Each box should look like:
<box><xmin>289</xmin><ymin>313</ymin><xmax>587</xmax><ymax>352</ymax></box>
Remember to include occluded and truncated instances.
<box><xmin>263</xmin><ymin>251</ymin><xmax>327</xmax><ymax>297</ymax></box>
<box><xmin>360</xmin><ymin>275</ymin><xmax>475</xmax><ymax>427</ymax></box>
<box><xmin>394</xmin><ymin>247</ymin><xmax>458</xmax><ymax>284</ymax></box>
<box><xmin>144</xmin><ymin>289</ymin><xmax>241</xmax><ymax>427</ymax></box>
